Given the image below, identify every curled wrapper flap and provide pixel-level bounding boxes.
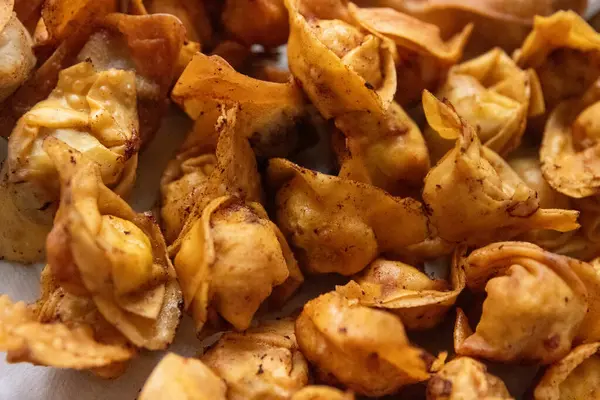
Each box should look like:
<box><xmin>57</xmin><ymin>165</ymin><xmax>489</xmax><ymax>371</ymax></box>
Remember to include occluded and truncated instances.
<box><xmin>45</xmin><ymin>138</ymin><xmax>182</xmax><ymax>350</ymax></box>
<box><xmin>426</xmin><ymin>357</ymin><xmax>513</xmax><ymax>400</ymax></box>
<box><xmin>425</xmin><ymin>48</ymin><xmax>545</xmax><ymax>162</ymax></box>
<box><xmin>422</xmin><ymin>91</ymin><xmax>579</xmax><ymax>246</ymax></box>
<box><xmin>285</xmin><ymin>0</ymin><xmax>396</xmax><ymax>119</ymax></box>
<box><xmin>514</xmin><ymin>10</ymin><xmax>600</xmax><ymax>109</ymax></box>
<box><xmin>296</xmin><ymin>291</ymin><xmax>439</xmax><ymax>397</ymax></box>
<box><xmin>349</xmin><ymin>3</ymin><xmax>472</xmax><ymax>105</ymax></box>
<box><xmin>292</xmin><ymin>386</ymin><xmax>355</xmax><ymax>400</ymax></box>
<box><xmin>139</xmin><ymin>353</ymin><xmax>227</xmax><ymax>400</ymax></box>
<box><xmin>202</xmin><ymin>319</ymin><xmax>310</xmax><ymax>400</ymax></box>
<box><xmin>455</xmin><ymin>242</ymin><xmax>589</xmax><ymax>364</ymax></box>
<box><xmin>268</xmin><ymin>158</ymin><xmax>429</xmax><ymax>275</ymax></box>
<box><xmin>541</xmin><ymin>83</ymin><xmax>600</xmax><ymax>199</ymax></box>
<box><xmin>0</xmin><ymin>62</ymin><xmax>139</xmax><ymax>263</ymax></box>
<box><xmin>0</xmin><ymin>294</ymin><xmax>134</xmax><ymax>372</ymax></box>
<box><xmin>222</xmin><ymin>0</ymin><xmax>289</xmax><ymax>47</ymax></box>
<box><xmin>534</xmin><ymin>342</ymin><xmax>600</xmax><ymax>400</ymax></box>
<box><xmin>337</xmin><ymin>248</ymin><xmax>465</xmax><ymax>330</ymax></box>
<box><xmin>172</xmin><ymin>52</ymin><xmax>307</xmax><ymax>158</ymax></box>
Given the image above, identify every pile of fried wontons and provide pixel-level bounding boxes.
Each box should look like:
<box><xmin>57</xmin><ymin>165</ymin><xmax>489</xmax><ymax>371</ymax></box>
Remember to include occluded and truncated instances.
<box><xmin>2</xmin><ymin>0</ymin><xmax>600</xmax><ymax>399</ymax></box>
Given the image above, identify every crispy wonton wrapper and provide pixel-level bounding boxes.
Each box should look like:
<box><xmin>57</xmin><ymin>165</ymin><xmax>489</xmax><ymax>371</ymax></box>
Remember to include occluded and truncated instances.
<box><xmin>139</xmin><ymin>353</ymin><xmax>227</xmax><ymax>400</ymax></box>
<box><xmin>422</xmin><ymin>91</ymin><xmax>579</xmax><ymax>246</ymax></box>
<box><xmin>514</xmin><ymin>11</ymin><xmax>600</xmax><ymax>111</ymax></box>
<box><xmin>0</xmin><ymin>294</ymin><xmax>134</xmax><ymax>374</ymax></box>
<box><xmin>425</xmin><ymin>48</ymin><xmax>545</xmax><ymax>162</ymax></box>
<box><xmin>171</xmin><ymin>108</ymin><xmax>303</xmax><ymax>334</ymax></box>
<box><xmin>0</xmin><ymin>0</ymin><xmax>36</xmax><ymax>102</ymax></box>
<box><xmin>426</xmin><ymin>357</ymin><xmax>513</xmax><ymax>400</ymax></box>
<box><xmin>172</xmin><ymin>52</ymin><xmax>306</xmax><ymax>158</ymax></box>
<box><xmin>296</xmin><ymin>291</ymin><xmax>439</xmax><ymax>397</ymax></box>
<box><xmin>358</xmin><ymin>0</ymin><xmax>588</xmax><ymax>54</ymax></box>
<box><xmin>541</xmin><ymin>82</ymin><xmax>600</xmax><ymax>199</ymax></box>
<box><xmin>0</xmin><ymin>62</ymin><xmax>139</xmax><ymax>263</ymax></box>
<box><xmin>202</xmin><ymin>319</ymin><xmax>309</xmax><ymax>400</ymax></box>
<box><xmin>222</xmin><ymin>0</ymin><xmax>289</xmax><ymax>47</ymax></box>
<box><xmin>292</xmin><ymin>386</ymin><xmax>355</xmax><ymax>400</ymax></box>
<box><xmin>44</xmin><ymin>138</ymin><xmax>182</xmax><ymax>350</ymax></box>
<box><xmin>534</xmin><ymin>342</ymin><xmax>600</xmax><ymax>400</ymax></box>
<box><xmin>268</xmin><ymin>158</ymin><xmax>429</xmax><ymax>275</ymax></box>
<box><xmin>337</xmin><ymin>250</ymin><xmax>465</xmax><ymax>330</ymax></box>
<box><xmin>454</xmin><ymin>242</ymin><xmax>589</xmax><ymax>364</ymax></box>
<box><xmin>349</xmin><ymin>3</ymin><xmax>472</xmax><ymax>106</ymax></box>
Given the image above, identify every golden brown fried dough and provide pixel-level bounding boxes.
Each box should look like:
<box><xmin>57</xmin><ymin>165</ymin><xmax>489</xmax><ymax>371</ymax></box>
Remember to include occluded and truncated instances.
<box><xmin>514</xmin><ymin>11</ymin><xmax>600</xmax><ymax>110</ymax></box>
<box><xmin>292</xmin><ymin>386</ymin><xmax>354</xmax><ymax>400</ymax></box>
<box><xmin>202</xmin><ymin>319</ymin><xmax>309</xmax><ymax>400</ymax></box>
<box><xmin>296</xmin><ymin>291</ymin><xmax>436</xmax><ymax>397</ymax></box>
<box><xmin>422</xmin><ymin>91</ymin><xmax>579</xmax><ymax>246</ymax></box>
<box><xmin>0</xmin><ymin>294</ymin><xmax>134</xmax><ymax>374</ymax></box>
<box><xmin>455</xmin><ymin>242</ymin><xmax>588</xmax><ymax>364</ymax></box>
<box><xmin>425</xmin><ymin>48</ymin><xmax>544</xmax><ymax>162</ymax></box>
<box><xmin>349</xmin><ymin>4</ymin><xmax>471</xmax><ymax>105</ymax></box>
<box><xmin>426</xmin><ymin>357</ymin><xmax>513</xmax><ymax>400</ymax></box>
<box><xmin>172</xmin><ymin>52</ymin><xmax>306</xmax><ymax>158</ymax></box>
<box><xmin>222</xmin><ymin>0</ymin><xmax>288</xmax><ymax>47</ymax></box>
<box><xmin>0</xmin><ymin>62</ymin><xmax>139</xmax><ymax>263</ymax></box>
<box><xmin>534</xmin><ymin>342</ymin><xmax>600</xmax><ymax>400</ymax></box>
<box><xmin>139</xmin><ymin>353</ymin><xmax>227</xmax><ymax>400</ymax></box>
<box><xmin>268</xmin><ymin>158</ymin><xmax>429</xmax><ymax>275</ymax></box>
<box><xmin>337</xmin><ymin>250</ymin><xmax>465</xmax><ymax>330</ymax></box>
<box><xmin>45</xmin><ymin>138</ymin><xmax>182</xmax><ymax>350</ymax></box>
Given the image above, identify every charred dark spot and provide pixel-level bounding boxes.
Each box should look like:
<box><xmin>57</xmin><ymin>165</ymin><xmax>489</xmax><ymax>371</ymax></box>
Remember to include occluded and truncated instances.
<box><xmin>38</xmin><ymin>202</ymin><xmax>52</xmax><ymax>211</ymax></box>
<box><xmin>257</xmin><ymin>364</ymin><xmax>264</xmax><ymax>375</ymax></box>
<box><xmin>364</xmin><ymin>82</ymin><xmax>374</xmax><ymax>90</ymax></box>
<box><xmin>338</xmin><ymin>327</ymin><xmax>347</xmax><ymax>334</ymax></box>
<box><xmin>544</xmin><ymin>334</ymin><xmax>561</xmax><ymax>350</ymax></box>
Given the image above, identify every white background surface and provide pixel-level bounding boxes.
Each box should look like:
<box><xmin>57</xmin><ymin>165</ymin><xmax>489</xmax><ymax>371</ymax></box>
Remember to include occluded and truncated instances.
<box><xmin>3</xmin><ymin>2</ymin><xmax>600</xmax><ymax>399</ymax></box>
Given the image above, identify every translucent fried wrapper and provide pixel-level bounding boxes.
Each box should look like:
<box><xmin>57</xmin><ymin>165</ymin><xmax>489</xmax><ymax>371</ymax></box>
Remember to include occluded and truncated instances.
<box><xmin>422</xmin><ymin>91</ymin><xmax>579</xmax><ymax>246</ymax></box>
<box><xmin>0</xmin><ymin>0</ymin><xmax>36</xmax><ymax>102</ymax></box>
<box><xmin>222</xmin><ymin>0</ymin><xmax>289</xmax><ymax>47</ymax></box>
<box><xmin>44</xmin><ymin>138</ymin><xmax>182</xmax><ymax>350</ymax></box>
<box><xmin>514</xmin><ymin>10</ymin><xmax>600</xmax><ymax>110</ymax></box>
<box><xmin>0</xmin><ymin>62</ymin><xmax>139</xmax><ymax>264</ymax></box>
<box><xmin>337</xmin><ymin>248</ymin><xmax>465</xmax><ymax>330</ymax></box>
<box><xmin>454</xmin><ymin>242</ymin><xmax>589</xmax><ymax>364</ymax></box>
<box><xmin>296</xmin><ymin>291</ymin><xmax>439</xmax><ymax>397</ymax></box>
<box><xmin>426</xmin><ymin>357</ymin><xmax>513</xmax><ymax>400</ymax></box>
<box><xmin>425</xmin><ymin>48</ymin><xmax>545</xmax><ymax>162</ymax></box>
<box><xmin>534</xmin><ymin>342</ymin><xmax>600</xmax><ymax>400</ymax></box>
<box><xmin>202</xmin><ymin>318</ymin><xmax>310</xmax><ymax>400</ymax></box>
<box><xmin>172</xmin><ymin>52</ymin><xmax>307</xmax><ymax>158</ymax></box>
<box><xmin>541</xmin><ymin>82</ymin><xmax>600</xmax><ymax>199</ymax></box>
<box><xmin>349</xmin><ymin>4</ymin><xmax>472</xmax><ymax>105</ymax></box>
<box><xmin>0</xmin><ymin>294</ymin><xmax>134</xmax><ymax>373</ymax></box>
<box><xmin>268</xmin><ymin>158</ymin><xmax>429</xmax><ymax>275</ymax></box>
<box><xmin>170</xmin><ymin>108</ymin><xmax>303</xmax><ymax>334</ymax></box>
<box><xmin>139</xmin><ymin>353</ymin><xmax>227</xmax><ymax>400</ymax></box>
<box><xmin>358</xmin><ymin>0</ymin><xmax>588</xmax><ymax>55</ymax></box>
<box><xmin>292</xmin><ymin>386</ymin><xmax>355</xmax><ymax>400</ymax></box>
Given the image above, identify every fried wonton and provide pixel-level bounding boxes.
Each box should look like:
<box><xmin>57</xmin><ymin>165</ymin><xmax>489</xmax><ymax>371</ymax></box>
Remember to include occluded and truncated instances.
<box><xmin>454</xmin><ymin>242</ymin><xmax>588</xmax><ymax>364</ymax></box>
<box><xmin>337</xmin><ymin>250</ymin><xmax>465</xmax><ymax>330</ymax></box>
<box><xmin>358</xmin><ymin>0</ymin><xmax>588</xmax><ymax>54</ymax></box>
<box><xmin>541</xmin><ymin>82</ymin><xmax>600</xmax><ymax>199</ymax></box>
<box><xmin>170</xmin><ymin>108</ymin><xmax>303</xmax><ymax>334</ymax></box>
<box><xmin>202</xmin><ymin>319</ymin><xmax>310</xmax><ymax>400</ymax></box>
<box><xmin>139</xmin><ymin>353</ymin><xmax>227</xmax><ymax>400</ymax></box>
<box><xmin>222</xmin><ymin>0</ymin><xmax>288</xmax><ymax>47</ymax></box>
<box><xmin>292</xmin><ymin>386</ymin><xmax>355</xmax><ymax>400</ymax></box>
<box><xmin>426</xmin><ymin>357</ymin><xmax>513</xmax><ymax>400</ymax></box>
<box><xmin>534</xmin><ymin>342</ymin><xmax>600</xmax><ymax>400</ymax></box>
<box><xmin>422</xmin><ymin>91</ymin><xmax>579</xmax><ymax>246</ymax></box>
<box><xmin>349</xmin><ymin>4</ymin><xmax>472</xmax><ymax>106</ymax></box>
<box><xmin>0</xmin><ymin>62</ymin><xmax>139</xmax><ymax>263</ymax></box>
<box><xmin>0</xmin><ymin>294</ymin><xmax>134</xmax><ymax>374</ymax></box>
<box><xmin>44</xmin><ymin>138</ymin><xmax>182</xmax><ymax>350</ymax></box>
<box><xmin>514</xmin><ymin>11</ymin><xmax>600</xmax><ymax>111</ymax></box>
<box><xmin>425</xmin><ymin>48</ymin><xmax>544</xmax><ymax>162</ymax></box>
<box><xmin>268</xmin><ymin>158</ymin><xmax>429</xmax><ymax>275</ymax></box>
<box><xmin>172</xmin><ymin>52</ymin><xmax>307</xmax><ymax>158</ymax></box>
<box><xmin>0</xmin><ymin>0</ymin><xmax>36</xmax><ymax>102</ymax></box>
<box><xmin>296</xmin><ymin>291</ymin><xmax>438</xmax><ymax>397</ymax></box>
